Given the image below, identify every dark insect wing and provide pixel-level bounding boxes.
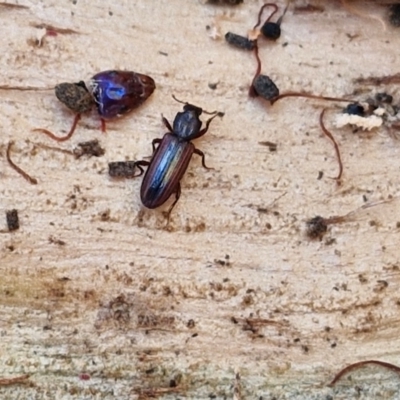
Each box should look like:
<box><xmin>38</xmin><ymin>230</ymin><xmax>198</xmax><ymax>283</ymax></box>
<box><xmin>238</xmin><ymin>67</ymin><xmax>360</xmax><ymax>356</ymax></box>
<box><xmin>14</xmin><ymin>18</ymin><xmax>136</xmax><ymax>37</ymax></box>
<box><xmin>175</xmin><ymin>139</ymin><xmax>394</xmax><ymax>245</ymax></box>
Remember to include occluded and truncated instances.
<box><xmin>141</xmin><ymin>134</ymin><xmax>194</xmax><ymax>209</ymax></box>
<box><xmin>89</xmin><ymin>70</ymin><xmax>156</xmax><ymax>119</ymax></box>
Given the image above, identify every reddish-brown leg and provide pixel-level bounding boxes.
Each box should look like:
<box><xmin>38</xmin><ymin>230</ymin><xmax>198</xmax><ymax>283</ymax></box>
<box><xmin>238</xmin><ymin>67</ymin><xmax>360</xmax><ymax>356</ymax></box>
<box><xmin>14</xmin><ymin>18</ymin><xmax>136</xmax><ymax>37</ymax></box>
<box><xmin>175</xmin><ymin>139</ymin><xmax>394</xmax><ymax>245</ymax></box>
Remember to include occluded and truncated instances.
<box><xmin>194</xmin><ymin>148</ymin><xmax>213</xmax><ymax>170</ymax></box>
<box><xmin>33</xmin><ymin>113</ymin><xmax>81</xmax><ymax>142</ymax></box>
<box><xmin>166</xmin><ymin>182</ymin><xmax>181</xmax><ymax>223</ymax></box>
<box><xmin>101</xmin><ymin>118</ymin><xmax>106</xmax><ymax>133</ymax></box>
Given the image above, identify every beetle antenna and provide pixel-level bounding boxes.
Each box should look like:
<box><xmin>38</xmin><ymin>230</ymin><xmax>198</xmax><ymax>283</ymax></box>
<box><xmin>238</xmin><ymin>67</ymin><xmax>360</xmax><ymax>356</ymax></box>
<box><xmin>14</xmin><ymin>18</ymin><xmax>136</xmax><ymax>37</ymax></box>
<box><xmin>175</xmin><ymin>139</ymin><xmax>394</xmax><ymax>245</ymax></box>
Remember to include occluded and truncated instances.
<box><xmin>172</xmin><ymin>94</ymin><xmax>222</xmax><ymax>116</ymax></box>
<box><xmin>171</xmin><ymin>94</ymin><xmax>188</xmax><ymax>105</ymax></box>
<box><xmin>202</xmin><ymin>109</ymin><xmax>222</xmax><ymax>116</ymax></box>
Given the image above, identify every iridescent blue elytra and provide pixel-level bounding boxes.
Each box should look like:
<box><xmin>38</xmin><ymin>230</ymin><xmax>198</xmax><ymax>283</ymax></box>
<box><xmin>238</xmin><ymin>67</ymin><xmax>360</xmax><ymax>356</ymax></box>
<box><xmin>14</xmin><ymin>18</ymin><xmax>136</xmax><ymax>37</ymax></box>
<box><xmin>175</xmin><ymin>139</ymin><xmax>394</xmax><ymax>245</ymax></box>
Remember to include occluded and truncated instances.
<box><xmin>132</xmin><ymin>100</ymin><xmax>222</xmax><ymax>218</ymax></box>
<box><xmin>89</xmin><ymin>70</ymin><xmax>155</xmax><ymax>119</ymax></box>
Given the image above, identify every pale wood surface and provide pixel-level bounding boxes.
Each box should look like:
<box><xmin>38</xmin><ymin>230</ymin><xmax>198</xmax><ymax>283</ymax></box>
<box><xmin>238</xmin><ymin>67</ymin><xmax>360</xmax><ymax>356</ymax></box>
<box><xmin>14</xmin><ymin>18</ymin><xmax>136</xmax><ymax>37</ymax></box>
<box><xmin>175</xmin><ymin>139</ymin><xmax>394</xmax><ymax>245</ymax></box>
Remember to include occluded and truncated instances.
<box><xmin>1</xmin><ymin>1</ymin><xmax>400</xmax><ymax>399</ymax></box>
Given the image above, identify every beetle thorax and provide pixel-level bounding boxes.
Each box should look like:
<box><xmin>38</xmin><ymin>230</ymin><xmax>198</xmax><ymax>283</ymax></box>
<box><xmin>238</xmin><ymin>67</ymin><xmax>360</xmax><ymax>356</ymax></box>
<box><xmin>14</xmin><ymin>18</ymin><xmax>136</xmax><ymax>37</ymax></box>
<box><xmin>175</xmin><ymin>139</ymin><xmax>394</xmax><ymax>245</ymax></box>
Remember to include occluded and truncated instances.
<box><xmin>173</xmin><ymin>109</ymin><xmax>202</xmax><ymax>140</ymax></box>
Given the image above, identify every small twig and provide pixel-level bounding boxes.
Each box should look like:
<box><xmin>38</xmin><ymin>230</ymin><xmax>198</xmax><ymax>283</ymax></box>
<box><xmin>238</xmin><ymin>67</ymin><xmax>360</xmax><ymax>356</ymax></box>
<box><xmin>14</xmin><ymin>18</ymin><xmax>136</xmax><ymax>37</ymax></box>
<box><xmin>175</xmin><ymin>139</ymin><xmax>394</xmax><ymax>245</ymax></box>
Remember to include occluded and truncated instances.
<box><xmin>0</xmin><ymin>374</ymin><xmax>30</xmax><ymax>386</ymax></box>
<box><xmin>0</xmin><ymin>85</ymin><xmax>53</xmax><ymax>91</ymax></box>
<box><xmin>30</xmin><ymin>23</ymin><xmax>79</xmax><ymax>35</ymax></box>
<box><xmin>270</xmin><ymin>92</ymin><xmax>357</xmax><ymax>105</ymax></box>
<box><xmin>329</xmin><ymin>360</ymin><xmax>400</xmax><ymax>386</ymax></box>
<box><xmin>0</xmin><ymin>2</ymin><xmax>28</xmax><ymax>9</ymax></box>
<box><xmin>354</xmin><ymin>73</ymin><xmax>400</xmax><ymax>86</ymax></box>
<box><xmin>6</xmin><ymin>141</ymin><xmax>38</xmax><ymax>185</ymax></box>
<box><xmin>34</xmin><ymin>143</ymin><xmax>74</xmax><ymax>155</ymax></box>
<box><xmin>319</xmin><ymin>108</ymin><xmax>343</xmax><ymax>182</ymax></box>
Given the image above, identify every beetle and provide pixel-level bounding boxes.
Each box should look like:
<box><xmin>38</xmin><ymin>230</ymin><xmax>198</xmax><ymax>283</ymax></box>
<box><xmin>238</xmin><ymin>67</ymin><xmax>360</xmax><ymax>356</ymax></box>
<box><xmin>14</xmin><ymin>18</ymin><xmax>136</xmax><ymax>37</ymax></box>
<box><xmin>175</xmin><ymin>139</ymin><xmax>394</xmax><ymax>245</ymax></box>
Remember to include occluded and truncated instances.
<box><xmin>34</xmin><ymin>70</ymin><xmax>156</xmax><ymax>142</ymax></box>
<box><xmin>111</xmin><ymin>97</ymin><xmax>223</xmax><ymax>219</ymax></box>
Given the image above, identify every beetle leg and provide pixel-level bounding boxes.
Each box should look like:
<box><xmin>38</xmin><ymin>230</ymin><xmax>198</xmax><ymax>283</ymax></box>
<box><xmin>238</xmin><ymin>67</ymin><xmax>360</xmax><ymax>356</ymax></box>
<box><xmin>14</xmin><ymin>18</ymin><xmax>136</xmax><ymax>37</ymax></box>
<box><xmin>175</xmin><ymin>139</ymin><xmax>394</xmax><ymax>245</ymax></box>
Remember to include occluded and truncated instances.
<box><xmin>100</xmin><ymin>118</ymin><xmax>107</xmax><ymax>133</ymax></box>
<box><xmin>133</xmin><ymin>160</ymin><xmax>150</xmax><ymax>177</ymax></box>
<box><xmin>166</xmin><ymin>182</ymin><xmax>181</xmax><ymax>222</ymax></box>
<box><xmin>194</xmin><ymin>148</ymin><xmax>213</xmax><ymax>170</ymax></box>
<box><xmin>161</xmin><ymin>115</ymin><xmax>173</xmax><ymax>132</ymax></box>
<box><xmin>152</xmin><ymin>138</ymin><xmax>162</xmax><ymax>153</ymax></box>
<box><xmin>195</xmin><ymin>112</ymin><xmax>222</xmax><ymax>139</ymax></box>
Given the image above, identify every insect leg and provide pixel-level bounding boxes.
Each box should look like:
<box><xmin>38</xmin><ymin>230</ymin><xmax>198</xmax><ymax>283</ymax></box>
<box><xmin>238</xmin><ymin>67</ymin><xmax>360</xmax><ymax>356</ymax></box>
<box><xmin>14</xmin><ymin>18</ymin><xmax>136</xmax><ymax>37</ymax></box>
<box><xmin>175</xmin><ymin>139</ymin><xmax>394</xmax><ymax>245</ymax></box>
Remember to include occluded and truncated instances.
<box><xmin>194</xmin><ymin>148</ymin><xmax>213</xmax><ymax>170</ymax></box>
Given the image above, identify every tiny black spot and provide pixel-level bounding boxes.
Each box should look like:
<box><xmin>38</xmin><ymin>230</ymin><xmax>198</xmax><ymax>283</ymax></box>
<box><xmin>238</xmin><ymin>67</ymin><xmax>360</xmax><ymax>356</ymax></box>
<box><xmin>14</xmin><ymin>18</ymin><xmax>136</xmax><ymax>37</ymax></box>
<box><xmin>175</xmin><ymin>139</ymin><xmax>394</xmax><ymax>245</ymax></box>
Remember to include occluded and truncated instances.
<box><xmin>343</xmin><ymin>103</ymin><xmax>365</xmax><ymax>116</ymax></box>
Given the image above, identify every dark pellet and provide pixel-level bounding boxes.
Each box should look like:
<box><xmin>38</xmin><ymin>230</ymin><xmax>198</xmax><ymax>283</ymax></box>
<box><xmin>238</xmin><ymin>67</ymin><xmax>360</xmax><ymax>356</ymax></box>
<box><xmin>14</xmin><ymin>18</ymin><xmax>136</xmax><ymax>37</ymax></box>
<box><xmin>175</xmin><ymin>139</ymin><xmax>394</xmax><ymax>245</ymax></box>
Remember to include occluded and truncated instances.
<box><xmin>74</xmin><ymin>139</ymin><xmax>105</xmax><ymax>158</ymax></box>
<box><xmin>108</xmin><ymin>161</ymin><xmax>137</xmax><ymax>178</ymax></box>
<box><xmin>252</xmin><ymin>75</ymin><xmax>279</xmax><ymax>100</ymax></box>
<box><xmin>6</xmin><ymin>209</ymin><xmax>19</xmax><ymax>231</ymax></box>
<box><xmin>225</xmin><ymin>32</ymin><xmax>255</xmax><ymax>50</ymax></box>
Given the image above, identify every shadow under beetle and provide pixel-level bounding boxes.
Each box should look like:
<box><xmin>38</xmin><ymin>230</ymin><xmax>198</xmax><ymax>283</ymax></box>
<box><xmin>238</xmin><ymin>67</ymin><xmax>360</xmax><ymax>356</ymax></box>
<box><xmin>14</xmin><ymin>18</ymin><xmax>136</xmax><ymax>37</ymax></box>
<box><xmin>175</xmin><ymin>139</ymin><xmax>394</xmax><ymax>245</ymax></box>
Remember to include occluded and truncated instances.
<box><xmin>34</xmin><ymin>70</ymin><xmax>155</xmax><ymax>142</ymax></box>
<box><xmin>110</xmin><ymin>96</ymin><xmax>223</xmax><ymax>220</ymax></box>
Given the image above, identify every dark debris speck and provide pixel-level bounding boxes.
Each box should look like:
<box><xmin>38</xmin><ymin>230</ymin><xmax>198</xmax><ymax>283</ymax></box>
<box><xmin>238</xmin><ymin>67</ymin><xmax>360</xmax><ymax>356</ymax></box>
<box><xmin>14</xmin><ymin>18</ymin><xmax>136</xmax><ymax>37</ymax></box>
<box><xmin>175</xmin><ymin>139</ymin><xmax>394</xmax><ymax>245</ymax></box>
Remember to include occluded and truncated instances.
<box><xmin>6</xmin><ymin>209</ymin><xmax>19</xmax><ymax>231</ymax></box>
